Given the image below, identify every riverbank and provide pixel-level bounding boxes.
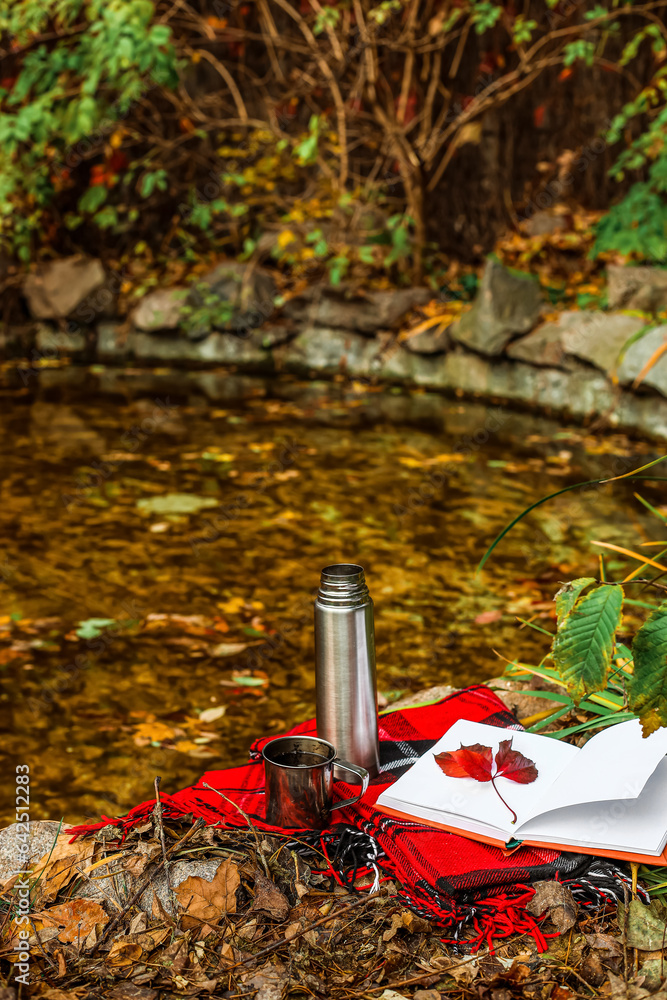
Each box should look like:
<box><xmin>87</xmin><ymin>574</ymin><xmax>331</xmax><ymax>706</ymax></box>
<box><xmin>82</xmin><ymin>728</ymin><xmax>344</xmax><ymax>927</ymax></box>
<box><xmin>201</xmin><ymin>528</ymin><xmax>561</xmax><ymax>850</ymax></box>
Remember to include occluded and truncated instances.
<box><xmin>5</xmin><ymin>257</ymin><xmax>667</xmax><ymax>444</ymax></box>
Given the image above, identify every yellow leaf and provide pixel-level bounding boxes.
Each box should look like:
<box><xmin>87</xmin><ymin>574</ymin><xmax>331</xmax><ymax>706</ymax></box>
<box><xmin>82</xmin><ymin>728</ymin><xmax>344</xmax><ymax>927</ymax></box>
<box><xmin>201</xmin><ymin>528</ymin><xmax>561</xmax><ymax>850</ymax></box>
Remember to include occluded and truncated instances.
<box><xmin>217</xmin><ymin>596</ymin><xmax>245</xmax><ymax>614</ymax></box>
<box><xmin>132</xmin><ymin>721</ymin><xmax>175</xmax><ymax>743</ymax></box>
<box><xmin>109</xmin><ymin>130</ymin><xmax>124</xmax><ymax>149</ymax></box>
<box><xmin>277</xmin><ymin>229</ymin><xmax>297</xmax><ymax>249</ymax></box>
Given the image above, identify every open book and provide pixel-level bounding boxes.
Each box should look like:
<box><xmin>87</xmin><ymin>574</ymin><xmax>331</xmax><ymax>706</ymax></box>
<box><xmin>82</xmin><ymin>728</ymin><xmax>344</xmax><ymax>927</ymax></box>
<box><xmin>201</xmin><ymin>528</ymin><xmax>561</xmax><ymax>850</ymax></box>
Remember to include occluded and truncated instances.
<box><xmin>376</xmin><ymin>718</ymin><xmax>667</xmax><ymax>863</ymax></box>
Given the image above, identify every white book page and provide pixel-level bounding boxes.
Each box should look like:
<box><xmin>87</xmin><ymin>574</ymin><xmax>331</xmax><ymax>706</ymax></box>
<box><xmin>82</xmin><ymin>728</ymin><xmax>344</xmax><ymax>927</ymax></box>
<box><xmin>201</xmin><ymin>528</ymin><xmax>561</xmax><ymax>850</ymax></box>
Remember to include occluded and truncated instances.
<box><xmin>376</xmin><ymin>720</ymin><xmax>578</xmax><ymax>838</ymax></box>
<box><xmin>521</xmin><ymin>719</ymin><xmax>667</xmax><ymax>823</ymax></box>
<box><xmin>516</xmin><ymin>756</ymin><xmax>667</xmax><ymax>855</ymax></box>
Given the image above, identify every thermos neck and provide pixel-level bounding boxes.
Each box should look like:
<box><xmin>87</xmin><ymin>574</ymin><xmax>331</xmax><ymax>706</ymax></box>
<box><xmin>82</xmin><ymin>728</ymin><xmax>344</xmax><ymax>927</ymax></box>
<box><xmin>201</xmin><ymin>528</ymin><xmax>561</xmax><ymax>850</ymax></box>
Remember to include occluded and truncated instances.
<box><xmin>317</xmin><ymin>563</ymin><xmax>370</xmax><ymax>608</ymax></box>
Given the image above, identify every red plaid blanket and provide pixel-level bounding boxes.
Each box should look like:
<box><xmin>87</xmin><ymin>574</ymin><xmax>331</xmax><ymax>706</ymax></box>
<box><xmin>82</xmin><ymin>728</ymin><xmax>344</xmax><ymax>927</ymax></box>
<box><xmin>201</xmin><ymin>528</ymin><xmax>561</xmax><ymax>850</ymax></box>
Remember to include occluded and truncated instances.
<box><xmin>69</xmin><ymin>685</ymin><xmax>635</xmax><ymax>950</ymax></box>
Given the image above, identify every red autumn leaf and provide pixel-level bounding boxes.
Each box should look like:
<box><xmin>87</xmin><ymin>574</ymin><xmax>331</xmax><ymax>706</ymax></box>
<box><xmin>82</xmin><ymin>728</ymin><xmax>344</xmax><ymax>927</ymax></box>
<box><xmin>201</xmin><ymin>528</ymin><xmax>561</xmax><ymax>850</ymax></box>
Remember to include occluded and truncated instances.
<box><xmin>434</xmin><ymin>738</ymin><xmax>538</xmax><ymax>824</ymax></box>
<box><xmin>108</xmin><ymin>150</ymin><xmax>129</xmax><ymax>174</ymax></box>
<box><xmin>495</xmin><ymin>739</ymin><xmax>538</xmax><ymax>784</ymax></box>
<box><xmin>434</xmin><ymin>743</ymin><xmax>493</xmax><ymax>781</ymax></box>
<box><xmin>558</xmin><ymin>67</ymin><xmax>574</xmax><ymax>82</ymax></box>
<box><xmin>534</xmin><ymin>104</ymin><xmax>546</xmax><ymax>128</ymax></box>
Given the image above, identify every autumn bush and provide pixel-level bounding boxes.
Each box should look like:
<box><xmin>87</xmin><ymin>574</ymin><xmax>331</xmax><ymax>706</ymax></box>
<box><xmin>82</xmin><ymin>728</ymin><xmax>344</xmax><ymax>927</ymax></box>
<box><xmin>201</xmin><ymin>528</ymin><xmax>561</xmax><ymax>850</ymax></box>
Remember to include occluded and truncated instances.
<box><xmin>1</xmin><ymin>0</ymin><xmax>667</xmax><ymax>302</ymax></box>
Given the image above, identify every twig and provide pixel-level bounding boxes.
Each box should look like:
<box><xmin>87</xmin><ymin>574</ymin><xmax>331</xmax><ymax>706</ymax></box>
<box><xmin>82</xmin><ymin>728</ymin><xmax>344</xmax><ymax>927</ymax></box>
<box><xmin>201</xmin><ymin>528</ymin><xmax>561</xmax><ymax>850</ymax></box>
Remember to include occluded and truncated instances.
<box><xmin>225</xmin><ymin>890</ymin><xmax>382</xmax><ymax>972</ymax></box>
<box><xmin>153</xmin><ymin>776</ymin><xmax>173</xmax><ymax>915</ymax></box>
<box><xmin>200</xmin><ymin>781</ymin><xmax>270</xmax><ymax>877</ymax></box>
<box><xmin>189</xmin><ymin>47</ymin><xmax>248</xmax><ymax>123</ymax></box>
<box><xmin>90</xmin><ymin>817</ymin><xmax>205</xmax><ymax>954</ymax></box>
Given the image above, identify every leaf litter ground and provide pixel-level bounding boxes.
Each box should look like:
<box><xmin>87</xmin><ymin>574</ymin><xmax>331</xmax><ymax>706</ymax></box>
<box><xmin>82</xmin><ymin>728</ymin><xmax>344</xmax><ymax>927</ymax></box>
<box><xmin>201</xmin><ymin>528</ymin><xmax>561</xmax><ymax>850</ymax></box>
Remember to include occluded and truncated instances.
<box><xmin>2</xmin><ymin>792</ymin><xmax>667</xmax><ymax>1000</ymax></box>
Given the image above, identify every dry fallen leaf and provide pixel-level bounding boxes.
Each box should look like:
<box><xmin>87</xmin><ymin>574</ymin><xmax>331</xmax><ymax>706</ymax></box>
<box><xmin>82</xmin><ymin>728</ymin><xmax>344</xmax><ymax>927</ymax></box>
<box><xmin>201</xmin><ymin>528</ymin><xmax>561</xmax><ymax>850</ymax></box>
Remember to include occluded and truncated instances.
<box><xmin>32</xmin><ymin>834</ymin><xmax>96</xmax><ymax>902</ymax></box>
<box><xmin>106</xmin><ymin>940</ymin><xmax>143</xmax><ymax>967</ymax></box>
<box><xmin>251</xmin><ymin>870</ymin><xmax>290</xmax><ymax>921</ymax></box>
<box><xmin>526</xmin><ymin>881</ymin><xmax>578</xmax><ymax>932</ymax></box>
<box><xmin>32</xmin><ymin>898</ymin><xmax>108</xmax><ymax>947</ymax></box>
<box><xmin>175</xmin><ymin>859</ymin><xmax>240</xmax><ymax>928</ymax></box>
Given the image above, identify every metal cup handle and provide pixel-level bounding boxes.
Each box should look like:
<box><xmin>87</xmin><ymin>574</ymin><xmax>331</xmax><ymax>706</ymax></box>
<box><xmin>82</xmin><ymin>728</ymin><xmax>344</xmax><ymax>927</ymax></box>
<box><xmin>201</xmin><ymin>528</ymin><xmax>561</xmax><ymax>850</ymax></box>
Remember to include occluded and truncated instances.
<box><xmin>330</xmin><ymin>759</ymin><xmax>370</xmax><ymax>811</ymax></box>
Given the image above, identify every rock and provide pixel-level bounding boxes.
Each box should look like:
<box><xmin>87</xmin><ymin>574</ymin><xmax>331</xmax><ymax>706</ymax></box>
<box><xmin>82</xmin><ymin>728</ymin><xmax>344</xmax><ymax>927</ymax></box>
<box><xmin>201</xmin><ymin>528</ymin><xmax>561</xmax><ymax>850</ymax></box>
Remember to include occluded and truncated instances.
<box><xmin>98</xmin><ymin>324</ymin><xmax>273</xmax><ymax>368</ymax></box>
<box><xmin>523</xmin><ymin>211</ymin><xmax>567</xmax><ymax>237</ymax></box>
<box><xmin>607</xmin><ymin>264</ymin><xmax>667</xmax><ymax>312</ymax></box>
<box><xmin>23</xmin><ymin>256</ymin><xmax>105</xmax><ymax>319</ymax></box>
<box><xmin>0</xmin><ymin>821</ymin><xmax>64</xmax><ymax>883</ymax></box>
<box><xmin>559</xmin><ymin>310</ymin><xmax>645</xmax><ymax>375</ymax></box>
<box><xmin>35</xmin><ymin>323</ymin><xmax>87</xmax><ymax>356</ymax></box>
<box><xmin>450</xmin><ymin>258</ymin><xmax>543</xmax><ymax>356</ymax></box>
<box><xmin>487</xmin><ymin>676</ymin><xmax>566</xmax><ymax>725</ymax></box>
<box><xmin>402</xmin><ymin>322</ymin><xmax>452</xmax><ymax>354</ymax></box>
<box><xmin>186</xmin><ymin>261</ymin><xmax>276</xmax><ymax>337</ymax></box>
<box><xmin>134</xmin><ymin>330</ymin><xmax>273</xmax><ymax>368</ymax></box>
<box><xmin>274</xmin><ymin>326</ymin><xmax>378</xmax><ymax>375</ymax></box>
<box><xmin>616</xmin><ymin>324</ymin><xmax>667</xmax><ymax>397</ymax></box>
<box><xmin>506</xmin><ymin>320</ymin><xmax>572</xmax><ymax>369</ymax></box>
<box><xmin>132</xmin><ymin>288</ymin><xmax>185</xmax><ymax>331</ymax></box>
<box><xmin>97</xmin><ymin>321</ymin><xmax>132</xmax><ymax>360</ymax></box>
<box><xmin>75</xmin><ymin>840</ymin><xmax>224</xmax><ymax>916</ymax></box>
<box><xmin>283</xmin><ymin>286</ymin><xmax>432</xmax><ymax>335</ymax></box>
<box><xmin>390</xmin><ymin>685</ymin><xmax>456</xmax><ymax>710</ymax></box>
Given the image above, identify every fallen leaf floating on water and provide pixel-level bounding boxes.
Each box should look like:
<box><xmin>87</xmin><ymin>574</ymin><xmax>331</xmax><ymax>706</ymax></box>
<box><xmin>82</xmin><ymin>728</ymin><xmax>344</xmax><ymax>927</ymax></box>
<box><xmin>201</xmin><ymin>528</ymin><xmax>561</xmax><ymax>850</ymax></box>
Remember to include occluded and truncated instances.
<box><xmin>434</xmin><ymin>739</ymin><xmax>538</xmax><ymax>823</ymax></box>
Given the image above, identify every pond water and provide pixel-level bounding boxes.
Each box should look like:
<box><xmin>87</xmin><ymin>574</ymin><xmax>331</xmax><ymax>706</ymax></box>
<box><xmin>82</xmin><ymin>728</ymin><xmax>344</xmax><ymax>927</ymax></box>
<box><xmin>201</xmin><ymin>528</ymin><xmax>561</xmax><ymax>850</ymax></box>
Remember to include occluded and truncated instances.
<box><xmin>0</xmin><ymin>366</ymin><xmax>661</xmax><ymax>827</ymax></box>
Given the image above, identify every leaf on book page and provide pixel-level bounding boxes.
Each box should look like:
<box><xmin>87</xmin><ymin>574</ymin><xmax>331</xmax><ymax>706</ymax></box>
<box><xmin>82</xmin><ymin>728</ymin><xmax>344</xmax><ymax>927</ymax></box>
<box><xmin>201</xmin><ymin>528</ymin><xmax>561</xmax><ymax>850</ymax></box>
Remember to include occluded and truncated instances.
<box><xmin>434</xmin><ymin>739</ymin><xmax>538</xmax><ymax>824</ymax></box>
<box><xmin>551</xmin><ymin>583</ymin><xmax>623</xmax><ymax>702</ymax></box>
<box><xmin>495</xmin><ymin>739</ymin><xmax>538</xmax><ymax>784</ymax></box>
<box><xmin>628</xmin><ymin>601</ymin><xmax>667</xmax><ymax>737</ymax></box>
<box><xmin>434</xmin><ymin>743</ymin><xmax>494</xmax><ymax>781</ymax></box>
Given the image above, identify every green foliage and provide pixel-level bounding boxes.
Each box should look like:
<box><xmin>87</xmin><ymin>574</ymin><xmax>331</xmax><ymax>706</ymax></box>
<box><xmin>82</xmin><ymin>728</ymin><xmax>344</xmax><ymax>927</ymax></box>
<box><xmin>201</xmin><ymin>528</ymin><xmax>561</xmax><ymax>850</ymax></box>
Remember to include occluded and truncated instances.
<box><xmin>293</xmin><ymin>116</ymin><xmax>321</xmax><ymax>167</ymax></box>
<box><xmin>593</xmin><ymin>177</ymin><xmax>667</xmax><ymax>262</ymax></box>
<box><xmin>629</xmin><ymin>603</ymin><xmax>667</xmax><ymax>735</ymax></box>
<box><xmin>177</xmin><ymin>281</ymin><xmax>234</xmax><ymax>336</ymax></box>
<box><xmin>367</xmin><ymin>0</ymin><xmax>401</xmax><ymax>25</ymax></box>
<box><xmin>512</xmin><ymin>17</ymin><xmax>537</xmax><ymax>45</ymax></box>
<box><xmin>562</xmin><ymin>39</ymin><xmax>596</xmax><ymax>67</ymax></box>
<box><xmin>554</xmin><ymin>577</ymin><xmax>596</xmax><ymax>625</ymax></box>
<box><xmin>551</xmin><ymin>585</ymin><xmax>624</xmax><ymax>703</ymax></box>
<box><xmin>479</xmin><ymin>457</ymin><xmax>667</xmax><ymax>735</ymax></box>
<box><xmin>469</xmin><ymin>0</ymin><xmax>502</xmax><ymax>34</ymax></box>
<box><xmin>0</xmin><ymin>0</ymin><xmax>179</xmax><ymax>260</ymax></box>
<box><xmin>313</xmin><ymin>6</ymin><xmax>340</xmax><ymax>35</ymax></box>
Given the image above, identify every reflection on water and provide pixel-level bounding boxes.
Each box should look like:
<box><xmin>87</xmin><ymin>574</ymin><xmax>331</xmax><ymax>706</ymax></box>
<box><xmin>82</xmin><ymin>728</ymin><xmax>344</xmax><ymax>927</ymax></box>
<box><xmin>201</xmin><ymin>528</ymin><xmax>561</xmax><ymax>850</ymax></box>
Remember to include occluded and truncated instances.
<box><xmin>0</xmin><ymin>367</ymin><xmax>660</xmax><ymax>825</ymax></box>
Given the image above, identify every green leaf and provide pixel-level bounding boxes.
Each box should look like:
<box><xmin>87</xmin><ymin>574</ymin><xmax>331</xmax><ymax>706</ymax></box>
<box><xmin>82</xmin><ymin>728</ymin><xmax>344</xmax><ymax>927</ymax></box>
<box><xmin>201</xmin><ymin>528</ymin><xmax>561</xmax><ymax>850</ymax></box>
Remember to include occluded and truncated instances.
<box><xmin>136</xmin><ymin>493</ymin><xmax>219</xmax><ymax>515</ymax></box>
<box><xmin>75</xmin><ymin>618</ymin><xmax>117</xmax><ymax>640</ymax></box>
<box><xmin>78</xmin><ymin>185</ymin><xmax>107</xmax><ymax>213</ymax></box>
<box><xmin>629</xmin><ymin>603</ymin><xmax>667</xmax><ymax>735</ymax></box>
<box><xmin>551</xmin><ymin>585</ymin><xmax>624</xmax><ymax>702</ymax></box>
<box><xmin>93</xmin><ymin>205</ymin><xmax>118</xmax><ymax>229</ymax></box>
<box><xmin>554</xmin><ymin>578</ymin><xmax>596</xmax><ymax>624</ymax></box>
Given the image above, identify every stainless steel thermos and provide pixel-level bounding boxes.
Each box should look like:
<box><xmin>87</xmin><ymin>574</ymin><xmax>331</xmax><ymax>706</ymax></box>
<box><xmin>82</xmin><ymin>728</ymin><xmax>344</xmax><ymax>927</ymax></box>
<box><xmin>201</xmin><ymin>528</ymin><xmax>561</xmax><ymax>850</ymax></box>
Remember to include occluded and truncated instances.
<box><xmin>314</xmin><ymin>563</ymin><xmax>380</xmax><ymax>777</ymax></box>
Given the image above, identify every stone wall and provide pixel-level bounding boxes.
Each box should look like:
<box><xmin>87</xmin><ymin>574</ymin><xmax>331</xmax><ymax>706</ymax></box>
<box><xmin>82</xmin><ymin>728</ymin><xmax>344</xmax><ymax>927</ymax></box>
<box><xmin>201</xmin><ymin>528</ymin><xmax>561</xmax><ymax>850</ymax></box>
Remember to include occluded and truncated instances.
<box><xmin>6</xmin><ymin>255</ymin><xmax>667</xmax><ymax>442</ymax></box>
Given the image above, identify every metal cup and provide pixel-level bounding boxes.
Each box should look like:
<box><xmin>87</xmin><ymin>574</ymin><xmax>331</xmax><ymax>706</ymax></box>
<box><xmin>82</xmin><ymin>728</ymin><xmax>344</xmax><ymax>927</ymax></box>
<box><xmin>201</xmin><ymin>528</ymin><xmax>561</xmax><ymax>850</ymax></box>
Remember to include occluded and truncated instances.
<box><xmin>262</xmin><ymin>734</ymin><xmax>369</xmax><ymax>829</ymax></box>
